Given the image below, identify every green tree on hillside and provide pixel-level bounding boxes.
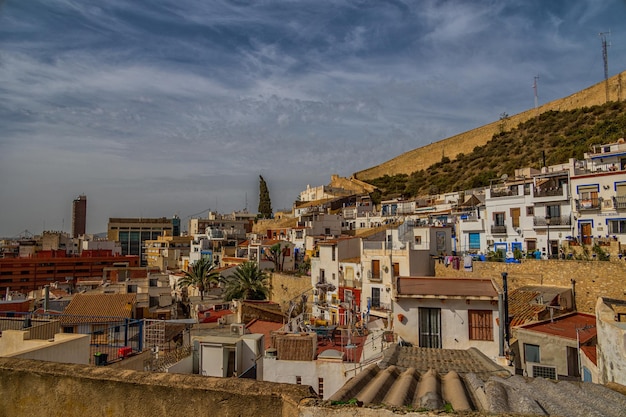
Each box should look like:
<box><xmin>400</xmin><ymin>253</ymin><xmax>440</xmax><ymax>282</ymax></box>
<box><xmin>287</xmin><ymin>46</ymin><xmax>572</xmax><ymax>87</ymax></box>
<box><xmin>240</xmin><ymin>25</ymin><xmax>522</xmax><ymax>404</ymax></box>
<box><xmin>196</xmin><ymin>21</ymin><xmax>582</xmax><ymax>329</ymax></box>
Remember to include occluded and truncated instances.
<box><xmin>258</xmin><ymin>175</ymin><xmax>273</xmax><ymax>219</ymax></box>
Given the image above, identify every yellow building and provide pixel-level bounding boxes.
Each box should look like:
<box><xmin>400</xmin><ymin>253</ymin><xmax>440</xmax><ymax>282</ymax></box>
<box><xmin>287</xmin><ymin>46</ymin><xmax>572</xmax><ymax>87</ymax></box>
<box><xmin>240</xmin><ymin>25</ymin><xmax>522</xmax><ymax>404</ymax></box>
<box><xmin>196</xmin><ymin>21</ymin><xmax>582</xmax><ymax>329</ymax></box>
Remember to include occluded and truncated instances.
<box><xmin>144</xmin><ymin>233</ymin><xmax>192</xmax><ymax>272</ymax></box>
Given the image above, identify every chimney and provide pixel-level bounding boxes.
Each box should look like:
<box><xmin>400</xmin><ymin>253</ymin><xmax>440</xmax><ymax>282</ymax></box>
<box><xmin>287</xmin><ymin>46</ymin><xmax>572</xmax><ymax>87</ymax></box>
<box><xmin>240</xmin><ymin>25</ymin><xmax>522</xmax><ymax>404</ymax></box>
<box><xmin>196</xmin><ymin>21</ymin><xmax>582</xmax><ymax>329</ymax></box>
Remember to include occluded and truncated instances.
<box><xmin>44</xmin><ymin>285</ymin><xmax>50</xmax><ymax>313</ymax></box>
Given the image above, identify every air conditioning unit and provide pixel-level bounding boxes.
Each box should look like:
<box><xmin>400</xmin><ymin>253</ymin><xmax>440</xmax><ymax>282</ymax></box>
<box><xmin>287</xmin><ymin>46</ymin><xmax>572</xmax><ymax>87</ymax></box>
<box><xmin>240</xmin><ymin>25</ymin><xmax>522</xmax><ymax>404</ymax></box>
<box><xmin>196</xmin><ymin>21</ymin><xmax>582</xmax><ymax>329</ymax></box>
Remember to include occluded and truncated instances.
<box><xmin>527</xmin><ymin>362</ymin><xmax>557</xmax><ymax>380</ymax></box>
<box><xmin>230</xmin><ymin>323</ymin><xmax>245</xmax><ymax>336</ymax></box>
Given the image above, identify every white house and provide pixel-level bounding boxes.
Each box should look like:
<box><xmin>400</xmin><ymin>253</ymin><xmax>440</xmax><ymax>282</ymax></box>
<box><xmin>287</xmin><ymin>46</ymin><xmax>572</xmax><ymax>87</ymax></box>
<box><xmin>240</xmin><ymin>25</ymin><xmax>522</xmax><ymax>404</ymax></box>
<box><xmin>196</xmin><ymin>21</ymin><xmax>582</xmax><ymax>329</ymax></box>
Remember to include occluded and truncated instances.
<box><xmin>393</xmin><ymin>277</ymin><xmax>502</xmax><ymax>359</ymax></box>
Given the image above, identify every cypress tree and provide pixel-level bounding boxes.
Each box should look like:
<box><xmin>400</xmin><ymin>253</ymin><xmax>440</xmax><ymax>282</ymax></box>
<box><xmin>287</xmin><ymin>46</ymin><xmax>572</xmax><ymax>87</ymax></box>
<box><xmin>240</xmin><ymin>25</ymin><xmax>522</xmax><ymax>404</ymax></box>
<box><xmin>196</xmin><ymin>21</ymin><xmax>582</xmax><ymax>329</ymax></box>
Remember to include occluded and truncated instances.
<box><xmin>258</xmin><ymin>175</ymin><xmax>273</xmax><ymax>219</ymax></box>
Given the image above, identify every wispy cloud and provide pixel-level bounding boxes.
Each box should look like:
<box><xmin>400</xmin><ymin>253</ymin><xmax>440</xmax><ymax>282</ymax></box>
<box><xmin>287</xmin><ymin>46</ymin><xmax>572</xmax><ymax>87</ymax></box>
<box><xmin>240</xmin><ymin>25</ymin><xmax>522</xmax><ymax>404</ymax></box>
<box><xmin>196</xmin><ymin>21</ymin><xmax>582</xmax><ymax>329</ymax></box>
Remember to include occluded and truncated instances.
<box><xmin>0</xmin><ymin>0</ymin><xmax>625</xmax><ymax>235</ymax></box>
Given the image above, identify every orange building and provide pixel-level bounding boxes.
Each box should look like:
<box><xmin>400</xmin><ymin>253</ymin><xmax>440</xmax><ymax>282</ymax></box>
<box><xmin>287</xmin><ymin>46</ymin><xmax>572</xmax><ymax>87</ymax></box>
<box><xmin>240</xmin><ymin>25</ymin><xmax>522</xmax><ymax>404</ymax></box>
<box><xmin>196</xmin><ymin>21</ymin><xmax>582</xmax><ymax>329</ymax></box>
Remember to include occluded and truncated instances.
<box><xmin>0</xmin><ymin>250</ymin><xmax>139</xmax><ymax>296</ymax></box>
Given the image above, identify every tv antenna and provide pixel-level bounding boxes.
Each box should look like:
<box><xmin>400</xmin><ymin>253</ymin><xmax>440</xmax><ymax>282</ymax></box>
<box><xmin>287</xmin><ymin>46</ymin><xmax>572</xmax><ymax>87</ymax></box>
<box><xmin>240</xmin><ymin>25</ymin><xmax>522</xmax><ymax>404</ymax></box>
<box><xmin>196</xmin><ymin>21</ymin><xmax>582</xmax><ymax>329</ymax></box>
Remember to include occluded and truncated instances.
<box><xmin>533</xmin><ymin>75</ymin><xmax>540</xmax><ymax>117</ymax></box>
<box><xmin>599</xmin><ymin>31</ymin><xmax>611</xmax><ymax>102</ymax></box>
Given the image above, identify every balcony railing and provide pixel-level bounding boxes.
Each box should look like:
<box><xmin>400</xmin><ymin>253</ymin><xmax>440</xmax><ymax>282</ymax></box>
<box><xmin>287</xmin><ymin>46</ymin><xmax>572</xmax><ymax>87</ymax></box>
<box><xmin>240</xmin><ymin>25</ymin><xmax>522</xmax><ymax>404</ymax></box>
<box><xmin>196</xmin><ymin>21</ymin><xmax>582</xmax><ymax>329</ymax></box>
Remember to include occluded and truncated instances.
<box><xmin>490</xmin><ymin>189</ymin><xmax>517</xmax><ymax>198</ymax></box>
<box><xmin>534</xmin><ymin>216</ymin><xmax>571</xmax><ymax>227</ymax></box>
<box><xmin>615</xmin><ymin>196</ymin><xmax>626</xmax><ymax>210</ymax></box>
<box><xmin>491</xmin><ymin>225</ymin><xmax>507</xmax><ymax>234</ymax></box>
<box><xmin>576</xmin><ymin>198</ymin><xmax>601</xmax><ymax>211</ymax></box>
<box><xmin>534</xmin><ymin>187</ymin><xmax>564</xmax><ymax>197</ymax></box>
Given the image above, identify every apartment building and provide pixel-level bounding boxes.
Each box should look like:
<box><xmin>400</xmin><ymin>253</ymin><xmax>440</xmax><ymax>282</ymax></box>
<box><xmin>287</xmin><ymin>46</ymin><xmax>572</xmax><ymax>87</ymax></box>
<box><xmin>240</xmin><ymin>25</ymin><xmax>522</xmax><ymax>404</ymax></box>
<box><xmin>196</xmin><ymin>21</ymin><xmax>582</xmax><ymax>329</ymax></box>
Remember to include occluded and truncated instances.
<box><xmin>107</xmin><ymin>217</ymin><xmax>174</xmax><ymax>265</ymax></box>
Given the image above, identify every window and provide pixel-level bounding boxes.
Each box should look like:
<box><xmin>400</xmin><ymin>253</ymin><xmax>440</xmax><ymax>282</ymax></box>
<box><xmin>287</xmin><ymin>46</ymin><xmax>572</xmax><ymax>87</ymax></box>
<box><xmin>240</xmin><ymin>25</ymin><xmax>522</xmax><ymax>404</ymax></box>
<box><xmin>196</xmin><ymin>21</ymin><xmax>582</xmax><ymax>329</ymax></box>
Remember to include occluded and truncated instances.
<box><xmin>415</xmin><ymin>235</ymin><xmax>422</xmax><ymax>245</ymax></box>
<box><xmin>371</xmin><ymin>287</ymin><xmax>381</xmax><ymax>308</ymax></box>
<box><xmin>149</xmin><ymin>278</ymin><xmax>158</xmax><ymax>287</ymax></box>
<box><xmin>318</xmin><ymin>378</ymin><xmax>324</xmax><ymax>397</ymax></box>
<box><xmin>296</xmin><ymin>376</ymin><xmax>301</xmax><ymax>385</ymax></box>
<box><xmin>392</xmin><ymin>263</ymin><xmax>399</xmax><ymax>277</ymax></box>
<box><xmin>494</xmin><ymin>212</ymin><xmax>505</xmax><ymax>226</ymax></box>
<box><xmin>319</xmin><ymin>269</ymin><xmax>326</xmax><ymax>284</ymax></box>
<box><xmin>546</xmin><ymin>205</ymin><xmax>560</xmax><ymax>219</ymax></box>
<box><xmin>468</xmin><ymin>233</ymin><xmax>480</xmax><ymax>250</ymax></box>
<box><xmin>468</xmin><ymin>310</ymin><xmax>493</xmax><ymax>340</ymax></box>
<box><xmin>608</xmin><ymin>219</ymin><xmax>626</xmax><ymax>234</ymax></box>
<box><xmin>524</xmin><ymin>343</ymin><xmax>540</xmax><ymax>363</ymax></box>
<box><xmin>419</xmin><ymin>307</ymin><xmax>441</xmax><ymax>348</ymax></box>
<box><xmin>149</xmin><ymin>296</ymin><xmax>159</xmax><ymax>308</ymax></box>
<box><xmin>332</xmin><ymin>246</ymin><xmax>336</xmax><ymax>261</ymax></box>
<box><xmin>371</xmin><ymin>260</ymin><xmax>380</xmax><ymax>280</ymax></box>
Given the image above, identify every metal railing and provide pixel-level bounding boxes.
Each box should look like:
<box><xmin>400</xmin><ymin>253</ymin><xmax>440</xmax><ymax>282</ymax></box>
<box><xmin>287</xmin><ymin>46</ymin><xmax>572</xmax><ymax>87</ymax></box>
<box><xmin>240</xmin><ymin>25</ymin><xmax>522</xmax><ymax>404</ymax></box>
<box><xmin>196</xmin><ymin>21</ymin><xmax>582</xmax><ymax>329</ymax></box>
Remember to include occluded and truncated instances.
<box><xmin>534</xmin><ymin>187</ymin><xmax>565</xmax><ymax>197</ymax></box>
<box><xmin>534</xmin><ymin>216</ymin><xmax>572</xmax><ymax>226</ymax></box>
<box><xmin>576</xmin><ymin>198</ymin><xmax>601</xmax><ymax>210</ymax></box>
<box><xmin>491</xmin><ymin>225</ymin><xmax>507</xmax><ymax>234</ymax></box>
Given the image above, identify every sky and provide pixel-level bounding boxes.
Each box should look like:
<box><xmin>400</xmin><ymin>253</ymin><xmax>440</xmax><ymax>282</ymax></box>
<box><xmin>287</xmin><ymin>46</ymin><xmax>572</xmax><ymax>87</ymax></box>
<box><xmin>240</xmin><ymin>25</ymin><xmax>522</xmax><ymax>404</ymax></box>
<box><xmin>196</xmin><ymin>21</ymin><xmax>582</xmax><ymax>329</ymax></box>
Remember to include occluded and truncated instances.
<box><xmin>1</xmin><ymin>0</ymin><xmax>626</xmax><ymax>236</ymax></box>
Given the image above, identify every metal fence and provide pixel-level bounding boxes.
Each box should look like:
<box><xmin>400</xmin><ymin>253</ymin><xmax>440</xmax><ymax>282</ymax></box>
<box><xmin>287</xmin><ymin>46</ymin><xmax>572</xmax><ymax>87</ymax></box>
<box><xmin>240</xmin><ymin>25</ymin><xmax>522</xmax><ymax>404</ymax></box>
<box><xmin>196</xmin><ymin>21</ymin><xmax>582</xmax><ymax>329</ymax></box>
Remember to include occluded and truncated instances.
<box><xmin>0</xmin><ymin>311</ymin><xmax>144</xmax><ymax>365</ymax></box>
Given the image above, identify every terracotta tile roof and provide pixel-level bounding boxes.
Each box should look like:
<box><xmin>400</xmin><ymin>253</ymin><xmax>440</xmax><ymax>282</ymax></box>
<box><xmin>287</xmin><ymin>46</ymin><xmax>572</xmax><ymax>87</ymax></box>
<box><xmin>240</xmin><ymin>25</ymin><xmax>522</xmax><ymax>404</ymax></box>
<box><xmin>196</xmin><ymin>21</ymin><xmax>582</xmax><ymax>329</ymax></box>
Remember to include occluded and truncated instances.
<box><xmin>330</xmin><ymin>346</ymin><xmax>508</xmax><ymax>411</ymax></box>
<box><xmin>199</xmin><ymin>308</ymin><xmax>232</xmax><ymax>324</ymax></box>
<box><xmin>396</xmin><ymin>277</ymin><xmax>498</xmax><ymax>300</ymax></box>
<box><xmin>581</xmin><ymin>345</ymin><xmax>597</xmax><ymax>366</ymax></box>
<box><xmin>508</xmin><ymin>288</ymin><xmax>546</xmax><ymax>327</ymax></box>
<box><xmin>508</xmin><ymin>286</ymin><xmax>573</xmax><ymax>327</ymax></box>
<box><xmin>246</xmin><ymin>319</ymin><xmax>284</xmax><ymax>349</ymax></box>
<box><xmin>62</xmin><ymin>293</ymin><xmax>136</xmax><ymax>323</ymax></box>
<box><xmin>517</xmin><ymin>312</ymin><xmax>596</xmax><ymax>343</ymax></box>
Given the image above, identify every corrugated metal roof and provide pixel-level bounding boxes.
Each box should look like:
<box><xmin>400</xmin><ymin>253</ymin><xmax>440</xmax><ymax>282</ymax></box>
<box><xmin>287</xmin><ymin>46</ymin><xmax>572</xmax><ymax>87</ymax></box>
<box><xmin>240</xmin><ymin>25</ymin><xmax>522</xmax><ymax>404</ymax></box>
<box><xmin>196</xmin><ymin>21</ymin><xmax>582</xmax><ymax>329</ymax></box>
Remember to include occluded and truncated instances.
<box><xmin>517</xmin><ymin>312</ymin><xmax>596</xmax><ymax>343</ymax></box>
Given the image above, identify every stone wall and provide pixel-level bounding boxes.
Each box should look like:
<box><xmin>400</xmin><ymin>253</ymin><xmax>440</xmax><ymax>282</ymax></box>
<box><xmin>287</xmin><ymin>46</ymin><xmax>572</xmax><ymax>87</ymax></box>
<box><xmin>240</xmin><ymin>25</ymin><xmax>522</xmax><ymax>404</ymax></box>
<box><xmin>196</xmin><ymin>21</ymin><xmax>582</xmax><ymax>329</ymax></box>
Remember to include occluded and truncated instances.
<box><xmin>0</xmin><ymin>357</ymin><xmax>316</xmax><ymax>417</ymax></box>
<box><xmin>270</xmin><ymin>272</ymin><xmax>314</xmax><ymax>313</ymax></box>
<box><xmin>435</xmin><ymin>259</ymin><xmax>626</xmax><ymax>314</ymax></box>
<box><xmin>356</xmin><ymin>70</ymin><xmax>626</xmax><ymax>180</ymax></box>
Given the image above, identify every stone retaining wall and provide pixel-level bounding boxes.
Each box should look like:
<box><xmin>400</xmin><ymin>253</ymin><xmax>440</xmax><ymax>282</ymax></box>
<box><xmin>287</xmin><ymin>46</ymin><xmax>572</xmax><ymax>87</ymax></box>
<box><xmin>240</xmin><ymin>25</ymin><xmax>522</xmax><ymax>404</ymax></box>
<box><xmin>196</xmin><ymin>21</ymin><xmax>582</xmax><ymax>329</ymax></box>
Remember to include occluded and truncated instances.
<box><xmin>0</xmin><ymin>357</ymin><xmax>315</xmax><ymax>417</ymax></box>
<box><xmin>435</xmin><ymin>259</ymin><xmax>626</xmax><ymax>314</ymax></box>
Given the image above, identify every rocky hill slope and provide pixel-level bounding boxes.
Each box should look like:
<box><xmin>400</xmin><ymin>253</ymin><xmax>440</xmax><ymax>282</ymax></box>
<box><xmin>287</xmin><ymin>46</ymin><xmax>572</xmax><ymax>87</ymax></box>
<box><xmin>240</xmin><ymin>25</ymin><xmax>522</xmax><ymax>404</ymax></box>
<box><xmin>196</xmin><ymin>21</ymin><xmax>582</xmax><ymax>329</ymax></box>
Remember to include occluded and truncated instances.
<box><xmin>354</xmin><ymin>70</ymin><xmax>626</xmax><ymax>182</ymax></box>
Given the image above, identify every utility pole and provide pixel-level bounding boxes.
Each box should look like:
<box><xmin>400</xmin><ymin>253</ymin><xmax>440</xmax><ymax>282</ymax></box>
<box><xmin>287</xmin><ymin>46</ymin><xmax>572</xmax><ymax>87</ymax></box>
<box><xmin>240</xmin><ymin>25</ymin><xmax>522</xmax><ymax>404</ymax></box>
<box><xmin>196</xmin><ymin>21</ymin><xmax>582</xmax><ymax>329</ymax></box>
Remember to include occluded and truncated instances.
<box><xmin>600</xmin><ymin>31</ymin><xmax>610</xmax><ymax>103</ymax></box>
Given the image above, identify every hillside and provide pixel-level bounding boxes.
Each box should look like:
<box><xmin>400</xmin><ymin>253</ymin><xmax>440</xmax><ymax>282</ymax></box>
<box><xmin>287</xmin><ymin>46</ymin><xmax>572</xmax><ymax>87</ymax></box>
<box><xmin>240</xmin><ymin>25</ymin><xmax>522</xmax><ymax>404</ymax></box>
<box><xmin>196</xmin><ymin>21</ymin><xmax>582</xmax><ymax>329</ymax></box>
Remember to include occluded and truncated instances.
<box><xmin>365</xmin><ymin>100</ymin><xmax>626</xmax><ymax>200</ymax></box>
<box><xmin>354</xmin><ymin>70</ymin><xmax>626</xmax><ymax>182</ymax></box>
<box><xmin>369</xmin><ymin>102</ymin><xmax>626</xmax><ymax>199</ymax></box>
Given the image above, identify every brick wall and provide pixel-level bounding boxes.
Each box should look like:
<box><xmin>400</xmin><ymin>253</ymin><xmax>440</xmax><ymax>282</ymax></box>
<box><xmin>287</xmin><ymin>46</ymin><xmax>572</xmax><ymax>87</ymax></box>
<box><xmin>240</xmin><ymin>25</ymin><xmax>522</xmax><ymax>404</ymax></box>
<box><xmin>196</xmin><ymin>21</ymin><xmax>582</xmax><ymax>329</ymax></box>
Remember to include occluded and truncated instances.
<box><xmin>435</xmin><ymin>259</ymin><xmax>626</xmax><ymax>314</ymax></box>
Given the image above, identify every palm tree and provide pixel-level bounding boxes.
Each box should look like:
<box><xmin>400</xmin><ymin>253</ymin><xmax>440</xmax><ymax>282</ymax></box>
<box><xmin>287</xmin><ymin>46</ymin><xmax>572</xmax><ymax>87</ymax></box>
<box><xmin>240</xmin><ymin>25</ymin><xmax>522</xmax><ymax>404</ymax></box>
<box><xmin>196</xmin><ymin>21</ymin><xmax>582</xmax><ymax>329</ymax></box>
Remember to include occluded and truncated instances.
<box><xmin>177</xmin><ymin>257</ymin><xmax>220</xmax><ymax>301</ymax></box>
<box><xmin>222</xmin><ymin>261</ymin><xmax>270</xmax><ymax>301</ymax></box>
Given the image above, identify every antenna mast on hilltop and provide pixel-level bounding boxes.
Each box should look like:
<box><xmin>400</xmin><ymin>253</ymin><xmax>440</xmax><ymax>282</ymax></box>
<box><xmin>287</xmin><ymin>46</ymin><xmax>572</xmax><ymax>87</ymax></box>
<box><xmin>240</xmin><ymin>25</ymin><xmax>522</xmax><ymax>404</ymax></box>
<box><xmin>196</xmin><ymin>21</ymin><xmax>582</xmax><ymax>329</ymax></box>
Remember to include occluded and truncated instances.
<box><xmin>533</xmin><ymin>75</ymin><xmax>540</xmax><ymax>116</ymax></box>
<box><xmin>599</xmin><ymin>31</ymin><xmax>611</xmax><ymax>103</ymax></box>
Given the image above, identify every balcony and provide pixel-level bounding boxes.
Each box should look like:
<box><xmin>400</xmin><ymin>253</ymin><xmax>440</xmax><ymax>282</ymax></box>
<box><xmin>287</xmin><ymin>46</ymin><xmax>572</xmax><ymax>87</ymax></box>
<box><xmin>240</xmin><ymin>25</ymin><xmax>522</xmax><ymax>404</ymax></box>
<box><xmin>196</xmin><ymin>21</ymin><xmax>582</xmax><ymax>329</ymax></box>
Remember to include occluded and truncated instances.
<box><xmin>534</xmin><ymin>216</ymin><xmax>571</xmax><ymax>227</ymax></box>
<box><xmin>576</xmin><ymin>198</ymin><xmax>601</xmax><ymax>211</ymax></box>
<box><xmin>491</xmin><ymin>225</ymin><xmax>507</xmax><ymax>234</ymax></box>
<box><xmin>490</xmin><ymin>188</ymin><xmax>518</xmax><ymax>198</ymax></box>
<box><xmin>534</xmin><ymin>186</ymin><xmax>565</xmax><ymax>198</ymax></box>
<box><xmin>615</xmin><ymin>196</ymin><xmax>626</xmax><ymax>210</ymax></box>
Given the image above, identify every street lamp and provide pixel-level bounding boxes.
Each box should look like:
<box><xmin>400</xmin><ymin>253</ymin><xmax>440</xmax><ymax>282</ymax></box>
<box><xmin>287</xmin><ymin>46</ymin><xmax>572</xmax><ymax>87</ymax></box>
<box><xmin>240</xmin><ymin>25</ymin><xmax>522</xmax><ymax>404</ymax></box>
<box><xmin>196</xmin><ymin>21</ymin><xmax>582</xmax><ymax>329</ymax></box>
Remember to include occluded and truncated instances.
<box><xmin>546</xmin><ymin>213</ymin><xmax>552</xmax><ymax>259</ymax></box>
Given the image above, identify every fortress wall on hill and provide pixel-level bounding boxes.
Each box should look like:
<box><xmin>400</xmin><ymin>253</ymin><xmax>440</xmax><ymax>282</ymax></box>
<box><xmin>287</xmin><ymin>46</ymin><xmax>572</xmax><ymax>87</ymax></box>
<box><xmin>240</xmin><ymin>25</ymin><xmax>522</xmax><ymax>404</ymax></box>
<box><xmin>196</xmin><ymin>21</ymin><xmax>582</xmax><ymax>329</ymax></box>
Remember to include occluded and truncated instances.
<box><xmin>356</xmin><ymin>71</ymin><xmax>626</xmax><ymax>181</ymax></box>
